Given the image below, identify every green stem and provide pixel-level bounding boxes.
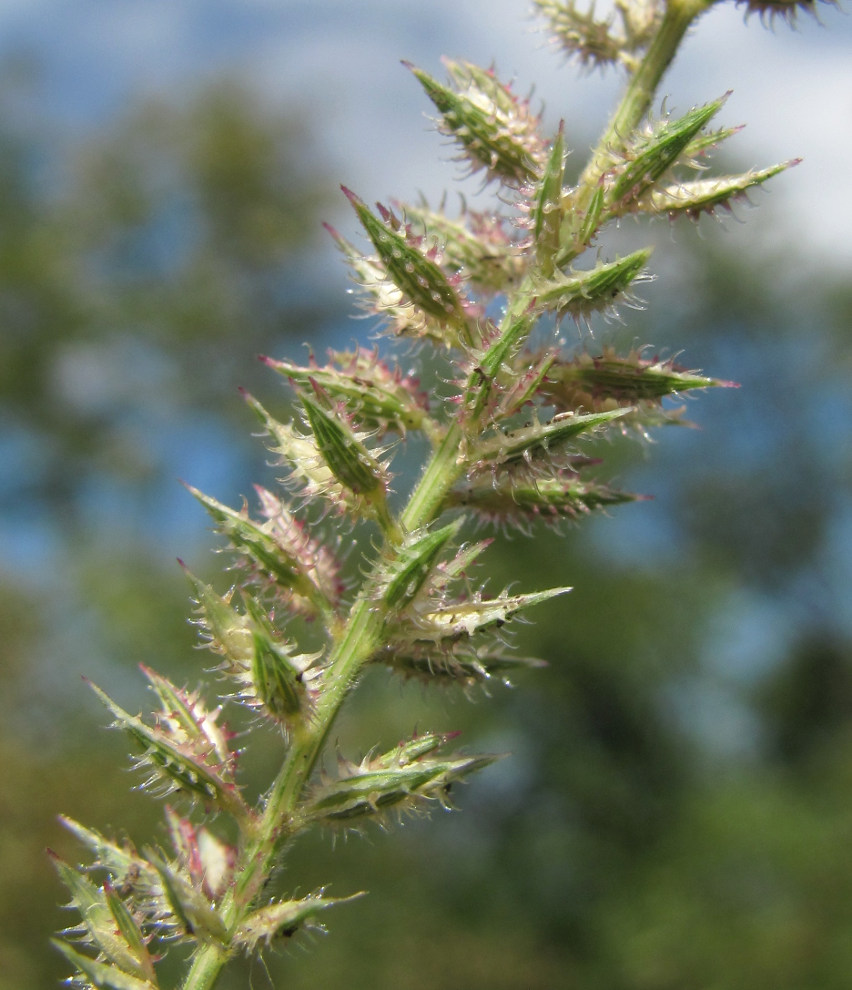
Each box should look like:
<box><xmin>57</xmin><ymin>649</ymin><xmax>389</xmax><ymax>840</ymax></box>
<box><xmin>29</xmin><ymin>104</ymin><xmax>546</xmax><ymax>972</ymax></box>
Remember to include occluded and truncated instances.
<box><xmin>400</xmin><ymin>421</ymin><xmax>465</xmax><ymax>533</ymax></box>
<box><xmin>178</xmin><ymin>943</ymin><xmax>229</xmax><ymax>990</ymax></box>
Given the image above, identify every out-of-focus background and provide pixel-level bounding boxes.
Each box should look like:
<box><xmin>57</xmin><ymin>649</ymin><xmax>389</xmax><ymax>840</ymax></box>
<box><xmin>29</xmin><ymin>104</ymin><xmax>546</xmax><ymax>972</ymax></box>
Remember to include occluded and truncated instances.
<box><xmin>1</xmin><ymin>2</ymin><xmax>850</xmax><ymax>987</ymax></box>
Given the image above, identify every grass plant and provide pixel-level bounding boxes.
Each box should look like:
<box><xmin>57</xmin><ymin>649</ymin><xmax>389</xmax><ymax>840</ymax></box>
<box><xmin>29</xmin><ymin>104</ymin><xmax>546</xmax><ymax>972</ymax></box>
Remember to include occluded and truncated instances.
<box><xmin>51</xmin><ymin>2</ymin><xmax>836</xmax><ymax>987</ymax></box>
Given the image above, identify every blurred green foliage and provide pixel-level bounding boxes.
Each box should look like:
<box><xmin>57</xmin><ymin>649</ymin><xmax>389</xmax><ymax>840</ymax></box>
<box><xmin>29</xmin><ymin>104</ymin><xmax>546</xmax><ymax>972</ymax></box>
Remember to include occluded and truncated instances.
<box><xmin>1</xmin><ymin>50</ymin><xmax>851</xmax><ymax>990</ymax></box>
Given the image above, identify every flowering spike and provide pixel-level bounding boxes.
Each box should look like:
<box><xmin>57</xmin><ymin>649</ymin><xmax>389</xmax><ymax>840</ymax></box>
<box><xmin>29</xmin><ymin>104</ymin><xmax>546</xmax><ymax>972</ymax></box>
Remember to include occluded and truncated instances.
<box><xmin>324</xmin><ymin>222</ymin><xmax>451</xmax><ymax>344</ymax></box>
<box><xmin>426</xmin><ymin>536</ymin><xmax>493</xmax><ymax>592</ymax></box>
<box><xmin>145</xmin><ymin>850</ymin><xmax>229</xmax><ymax>944</ymax></box>
<box><xmin>305</xmin><ymin>749</ymin><xmax>500</xmax><ymax>825</ymax></box>
<box><xmin>242</xmin><ymin>389</ymin><xmax>340</xmax><ymax>496</ymax></box>
<box><xmin>182</xmin><ymin>566</ymin><xmax>253</xmax><ymax>660</ymax></box>
<box><xmin>183</xmin><ymin>566</ymin><xmax>320</xmax><ymax>728</ymax></box>
<box><xmin>463</xmin><ymin>310</ymin><xmax>537</xmax><ymax>425</ymax></box>
<box><xmin>58</xmin><ymin>817</ymin><xmax>151</xmax><ymax>885</ymax></box>
<box><xmin>51</xmin><ymin>939</ymin><xmax>157</xmax><ymax>990</ymax></box>
<box><xmin>407</xmin><ymin>59</ymin><xmax>546</xmax><ymax>186</ymax></box>
<box><xmin>262</xmin><ymin>348</ymin><xmax>432</xmax><ymax>438</ymax></box>
<box><xmin>300</xmin><ymin>388</ymin><xmax>387</xmax><ymax>495</ymax></box>
<box><xmin>734</xmin><ymin>0</ymin><xmax>838</xmax><ymax>26</ymax></box>
<box><xmin>470</xmin><ymin>407</ymin><xmax>631</xmax><ymax>473</ymax></box>
<box><xmin>374</xmin><ymin>644</ymin><xmax>547</xmax><ymax>688</ymax></box>
<box><xmin>163</xmin><ymin>807</ymin><xmax>235</xmax><ymax>903</ymax></box>
<box><xmin>447</xmin><ymin>472</ymin><xmax>640</xmax><ymax>525</ymax></box>
<box><xmin>529</xmin><ymin>123</ymin><xmax>567</xmax><ymax>276</ymax></box>
<box><xmin>243</xmin><ymin>389</ymin><xmax>387</xmax><ymax>519</ymax></box>
<box><xmin>380</xmin><ymin>519</ymin><xmax>463</xmax><ymax>612</ymax></box>
<box><xmin>572</xmin><ymin>183</ymin><xmax>605</xmax><ymax>253</ymax></box>
<box><xmin>604</xmin><ymin>97</ymin><xmax>727</xmax><ymax>212</ymax></box>
<box><xmin>534</xmin><ymin>0</ymin><xmax>660</xmax><ymax>70</ymax></box>
<box><xmin>299</xmin><ymin>387</ymin><xmax>396</xmax><ymax>532</ymax></box>
<box><xmin>637</xmin><ymin>160</ymin><xmax>798</xmax><ymax>220</ymax></box>
<box><xmin>398</xmin><ymin>586</ymin><xmax>571</xmax><ymax>645</ymax></box>
<box><xmin>401</xmin><ymin>202</ymin><xmax>525</xmax><ymax>291</ymax></box>
<box><xmin>50</xmin><ymin>852</ymin><xmax>155</xmax><ymax>985</ymax></box>
<box><xmin>541</xmin><ymin>346</ymin><xmax>737</xmax><ymax>417</ymax></box>
<box><xmin>677</xmin><ymin>122</ymin><xmax>745</xmax><ymax>164</ymax></box>
<box><xmin>494</xmin><ymin>347</ymin><xmax>558</xmax><ymax>421</ymax></box>
<box><xmin>369</xmin><ymin>731</ymin><xmax>456</xmax><ymax>768</ymax></box>
<box><xmin>103</xmin><ymin>883</ymin><xmax>157</xmax><ymax>984</ymax></box>
<box><xmin>142</xmin><ymin>665</ymin><xmax>232</xmax><ymax>766</ymax></box>
<box><xmin>537</xmin><ymin>1</ymin><xmax>623</xmax><ymax>68</ymax></box>
<box><xmin>51</xmin><ymin>816</ymin><xmax>226</xmax><ymax>949</ymax></box>
<box><xmin>245</xmin><ymin>596</ymin><xmax>316</xmax><ymax>727</ymax></box>
<box><xmin>252</xmin><ymin>484</ymin><xmax>343</xmax><ymax>600</ymax></box>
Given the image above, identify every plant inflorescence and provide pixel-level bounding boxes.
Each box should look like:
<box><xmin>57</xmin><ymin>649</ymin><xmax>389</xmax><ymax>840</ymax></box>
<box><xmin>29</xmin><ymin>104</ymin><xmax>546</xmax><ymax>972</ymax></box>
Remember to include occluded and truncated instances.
<box><xmin>51</xmin><ymin>1</ymin><xmax>834</xmax><ymax>987</ymax></box>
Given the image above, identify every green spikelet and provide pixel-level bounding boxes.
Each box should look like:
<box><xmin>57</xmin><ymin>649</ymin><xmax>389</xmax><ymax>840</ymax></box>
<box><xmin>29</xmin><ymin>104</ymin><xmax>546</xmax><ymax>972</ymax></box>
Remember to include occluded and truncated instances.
<box><xmin>233</xmin><ymin>893</ymin><xmax>365</xmax><ymax>950</ymax></box>
<box><xmin>530</xmin><ymin>249</ymin><xmax>652</xmax><ymax>322</ymax></box>
<box><xmin>604</xmin><ymin>97</ymin><xmax>727</xmax><ymax>211</ymax></box>
<box><xmin>343</xmin><ymin>186</ymin><xmax>474</xmax><ymax>347</ymax></box>
<box><xmin>529</xmin><ymin>123</ymin><xmax>567</xmax><ymax>276</ymax></box>
<box><xmin>380</xmin><ymin>519</ymin><xmax>463</xmax><ymax>612</ymax></box>
<box><xmin>408</xmin><ymin>59</ymin><xmax>546</xmax><ymax>186</ymax></box>
<box><xmin>87</xmin><ymin>678</ymin><xmax>248</xmax><ymax>824</ymax></box>
<box><xmin>185</xmin><ymin>485</ymin><xmax>341</xmax><ymax>619</ymax></box>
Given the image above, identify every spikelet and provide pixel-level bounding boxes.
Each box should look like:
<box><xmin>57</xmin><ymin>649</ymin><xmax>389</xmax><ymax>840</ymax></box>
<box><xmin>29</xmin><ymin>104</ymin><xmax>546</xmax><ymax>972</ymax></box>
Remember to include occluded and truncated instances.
<box><xmin>540</xmin><ymin>345</ymin><xmax>738</xmax><ymax>429</ymax></box>
<box><xmin>184</xmin><ymin>567</ymin><xmax>321</xmax><ymax>731</ymax></box>
<box><xmin>262</xmin><ymin>347</ymin><xmax>432</xmax><ymax>439</ymax></box>
<box><xmin>186</xmin><ymin>485</ymin><xmax>343</xmax><ymax>620</ymax></box>
<box><xmin>304</xmin><ymin>733</ymin><xmax>501</xmax><ymax>827</ymax></box>
<box><xmin>407</xmin><ymin>59</ymin><xmax>546</xmax><ymax>186</ymax></box>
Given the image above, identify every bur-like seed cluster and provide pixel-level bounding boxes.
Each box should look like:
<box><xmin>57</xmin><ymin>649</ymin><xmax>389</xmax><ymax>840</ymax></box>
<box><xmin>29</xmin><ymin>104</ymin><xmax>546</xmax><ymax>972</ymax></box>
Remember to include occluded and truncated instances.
<box><xmin>52</xmin><ymin>2</ymin><xmax>818</xmax><ymax>988</ymax></box>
